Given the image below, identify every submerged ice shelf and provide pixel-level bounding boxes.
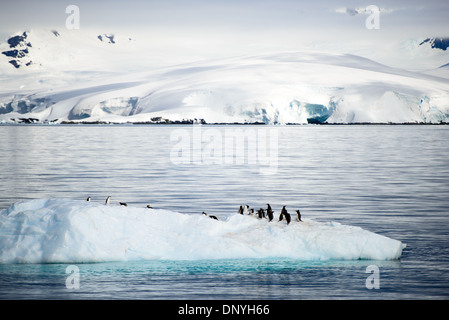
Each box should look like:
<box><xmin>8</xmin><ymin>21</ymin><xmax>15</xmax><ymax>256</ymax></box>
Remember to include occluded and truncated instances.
<box><xmin>0</xmin><ymin>199</ymin><xmax>405</xmax><ymax>264</ymax></box>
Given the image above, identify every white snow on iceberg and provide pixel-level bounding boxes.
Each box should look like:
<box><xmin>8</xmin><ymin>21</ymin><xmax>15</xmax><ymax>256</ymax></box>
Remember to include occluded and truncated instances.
<box><xmin>0</xmin><ymin>199</ymin><xmax>405</xmax><ymax>264</ymax></box>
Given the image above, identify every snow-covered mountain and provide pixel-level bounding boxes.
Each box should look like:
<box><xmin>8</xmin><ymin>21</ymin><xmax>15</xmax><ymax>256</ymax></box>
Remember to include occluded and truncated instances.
<box><xmin>1</xmin><ymin>29</ymin><xmax>449</xmax><ymax>124</ymax></box>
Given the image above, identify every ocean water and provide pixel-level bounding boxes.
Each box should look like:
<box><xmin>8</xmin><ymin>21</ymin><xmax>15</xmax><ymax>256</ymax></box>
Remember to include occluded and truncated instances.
<box><xmin>0</xmin><ymin>124</ymin><xmax>448</xmax><ymax>300</ymax></box>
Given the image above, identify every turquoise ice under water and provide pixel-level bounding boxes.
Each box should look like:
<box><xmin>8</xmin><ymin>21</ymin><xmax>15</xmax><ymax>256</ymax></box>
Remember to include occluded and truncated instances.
<box><xmin>0</xmin><ymin>124</ymin><xmax>449</xmax><ymax>299</ymax></box>
<box><xmin>0</xmin><ymin>258</ymin><xmax>405</xmax><ymax>299</ymax></box>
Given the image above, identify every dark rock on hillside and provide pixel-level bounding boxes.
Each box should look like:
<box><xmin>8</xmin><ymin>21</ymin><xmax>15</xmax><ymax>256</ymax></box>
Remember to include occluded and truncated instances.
<box><xmin>2</xmin><ymin>48</ymin><xmax>29</xmax><ymax>58</ymax></box>
<box><xmin>8</xmin><ymin>60</ymin><xmax>20</xmax><ymax>69</ymax></box>
<box><xmin>7</xmin><ymin>32</ymin><xmax>29</xmax><ymax>48</ymax></box>
<box><xmin>98</xmin><ymin>34</ymin><xmax>115</xmax><ymax>44</ymax></box>
<box><xmin>419</xmin><ymin>38</ymin><xmax>449</xmax><ymax>51</ymax></box>
<box><xmin>2</xmin><ymin>31</ymin><xmax>33</xmax><ymax>68</ymax></box>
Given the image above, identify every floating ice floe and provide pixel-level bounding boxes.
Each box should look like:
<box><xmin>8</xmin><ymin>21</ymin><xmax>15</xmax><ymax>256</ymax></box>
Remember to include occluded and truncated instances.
<box><xmin>0</xmin><ymin>199</ymin><xmax>405</xmax><ymax>264</ymax></box>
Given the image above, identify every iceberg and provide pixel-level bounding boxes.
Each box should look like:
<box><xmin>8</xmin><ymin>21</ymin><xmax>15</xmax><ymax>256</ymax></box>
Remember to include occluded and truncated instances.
<box><xmin>0</xmin><ymin>199</ymin><xmax>405</xmax><ymax>264</ymax></box>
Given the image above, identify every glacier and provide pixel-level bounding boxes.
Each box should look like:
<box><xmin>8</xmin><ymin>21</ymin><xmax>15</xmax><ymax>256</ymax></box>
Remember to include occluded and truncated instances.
<box><xmin>1</xmin><ymin>29</ymin><xmax>448</xmax><ymax>124</ymax></box>
<box><xmin>0</xmin><ymin>199</ymin><xmax>405</xmax><ymax>264</ymax></box>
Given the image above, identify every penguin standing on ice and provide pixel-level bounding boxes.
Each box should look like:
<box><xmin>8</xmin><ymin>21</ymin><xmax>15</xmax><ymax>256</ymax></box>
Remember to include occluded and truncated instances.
<box><xmin>257</xmin><ymin>208</ymin><xmax>265</xmax><ymax>219</ymax></box>
<box><xmin>283</xmin><ymin>206</ymin><xmax>291</xmax><ymax>225</ymax></box>
<box><xmin>86</xmin><ymin>196</ymin><xmax>91</xmax><ymax>202</ymax></box>
<box><xmin>266</xmin><ymin>204</ymin><xmax>273</xmax><ymax>222</ymax></box>
<box><xmin>266</xmin><ymin>209</ymin><xmax>273</xmax><ymax>222</ymax></box>
<box><xmin>285</xmin><ymin>211</ymin><xmax>291</xmax><ymax>225</ymax></box>
<box><xmin>249</xmin><ymin>208</ymin><xmax>255</xmax><ymax>216</ymax></box>
<box><xmin>278</xmin><ymin>207</ymin><xmax>284</xmax><ymax>222</ymax></box>
<box><xmin>243</xmin><ymin>205</ymin><xmax>249</xmax><ymax>215</ymax></box>
<box><xmin>202</xmin><ymin>211</ymin><xmax>218</xmax><ymax>220</ymax></box>
<box><xmin>238</xmin><ymin>206</ymin><xmax>244</xmax><ymax>215</ymax></box>
<box><xmin>105</xmin><ymin>196</ymin><xmax>111</xmax><ymax>205</ymax></box>
<box><xmin>280</xmin><ymin>205</ymin><xmax>291</xmax><ymax>225</ymax></box>
<box><xmin>296</xmin><ymin>209</ymin><xmax>302</xmax><ymax>222</ymax></box>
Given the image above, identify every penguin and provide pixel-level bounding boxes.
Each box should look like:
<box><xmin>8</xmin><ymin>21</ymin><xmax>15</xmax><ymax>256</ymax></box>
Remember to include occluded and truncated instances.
<box><xmin>249</xmin><ymin>208</ymin><xmax>254</xmax><ymax>216</ymax></box>
<box><xmin>266</xmin><ymin>204</ymin><xmax>274</xmax><ymax>222</ymax></box>
<box><xmin>119</xmin><ymin>202</ymin><xmax>127</xmax><ymax>206</ymax></box>
<box><xmin>279</xmin><ymin>205</ymin><xmax>286</xmax><ymax>221</ymax></box>
<box><xmin>296</xmin><ymin>209</ymin><xmax>302</xmax><ymax>222</ymax></box>
<box><xmin>281</xmin><ymin>206</ymin><xmax>291</xmax><ymax>225</ymax></box>
<box><xmin>146</xmin><ymin>204</ymin><xmax>153</xmax><ymax>209</ymax></box>
<box><xmin>238</xmin><ymin>206</ymin><xmax>244</xmax><ymax>215</ymax></box>
<box><xmin>202</xmin><ymin>211</ymin><xmax>218</xmax><ymax>220</ymax></box>
<box><xmin>257</xmin><ymin>208</ymin><xmax>265</xmax><ymax>219</ymax></box>
<box><xmin>86</xmin><ymin>196</ymin><xmax>91</xmax><ymax>202</ymax></box>
<box><xmin>105</xmin><ymin>196</ymin><xmax>111</xmax><ymax>205</ymax></box>
<box><xmin>243</xmin><ymin>205</ymin><xmax>249</xmax><ymax>215</ymax></box>
<box><xmin>285</xmin><ymin>211</ymin><xmax>291</xmax><ymax>225</ymax></box>
<box><xmin>266</xmin><ymin>208</ymin><xmax>273</xmax><ymax>222</ymax></box>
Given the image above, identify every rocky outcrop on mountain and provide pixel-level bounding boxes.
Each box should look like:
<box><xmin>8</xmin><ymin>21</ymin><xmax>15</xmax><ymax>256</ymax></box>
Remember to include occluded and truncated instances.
<box><xmin>1</xmin><ymin>32</ymin><xmax>33</xmax><ymax>68</ymax></box>
<box><xmin>419</xmin><ymin>37</ymin><xmax>449</xmax><ymax>51</ymax></box>
<box><xmin>97</xmin><ymin>34</ymin><xmax>116</xmax><ymax>44</ymax></box>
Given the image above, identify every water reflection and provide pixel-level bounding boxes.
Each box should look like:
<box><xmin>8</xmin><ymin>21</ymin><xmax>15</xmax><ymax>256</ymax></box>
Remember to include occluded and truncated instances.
<box><xmin>1</xmin><ymin>124</ymin><xmax>449</xmax><ymax>299</ymax></box>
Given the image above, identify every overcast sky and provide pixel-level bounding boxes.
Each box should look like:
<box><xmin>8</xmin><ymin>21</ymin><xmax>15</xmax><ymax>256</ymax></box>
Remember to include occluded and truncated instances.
<box><xmin>0</xmin><ymin>0</ymin><xmax>448</xmax><ymax>58</ymax></box>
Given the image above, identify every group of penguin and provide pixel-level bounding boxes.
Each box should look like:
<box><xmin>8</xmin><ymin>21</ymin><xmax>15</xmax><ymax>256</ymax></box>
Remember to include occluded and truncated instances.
<box><xmin>238</xmin><ymin>203</ymin><xmax>302</xmax><ymax>225</ymax></box>
<box><xmin>203</xmin><ymin>203</ymin><xmax>302</xmax><ymax>225</ymax></box>
<box><xmin>88</xmin><ymin>196</ymin><xmax>153</xmax><ymax>209</ymax></box>
<box><xmin>91</xmin><ymin>196</ymin><xmax>302</xmax><ymax>225</ymax></box>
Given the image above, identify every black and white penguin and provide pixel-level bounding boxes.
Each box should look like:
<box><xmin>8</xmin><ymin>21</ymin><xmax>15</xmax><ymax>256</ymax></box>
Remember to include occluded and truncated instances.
<box><xmin>86</xmin><ymin>196</ymin><xmax>91</xmax><ymax>202</ymax></box>
<box><xmin>281</xmin><ymin>206</ymin><xmax>291</xmax><ymax>225</ymax></box>
<box><xmin>257</xmin><ymin>208</ymin><xmax>265</xmax><ymax>219</ymax></box>
<box><xmin>266</xmin><ymin>204</ymin><xmax>274</xmax><ymax>222</ymax></box>
<box><xmin>203</xmin><ymin>211</ymin><xmax>218</xmax><ymax>220</ymax></box>
<box><xmin>296</xmin><ymin>209</ymin><xmax>302</xmax><ymax>222</ymax></box>
<box><xmin>266</xmin><ymin>209</ymin><xmax>273</xmax><ymax>222</ymax></box>
<box><xmin>285</xmin><ymin>211</ymin><xmax>291</xmax><ymax>225</ymax></box>
<box><xmin>238</xmin><ymin>206</ymin><xmax>244</xmax><ymax>215</ymax></box>
<box><xmin>146</xmin><ymin>204</ymin><xmax>153</xmax><ymax>209</ymax></box>
<box><xmin>278</xmin><ymin>205</ymin><xmax>285</xmax><ymax>221</ymax></box>
<box><xmin>119</xmin><ymin>202</ymin><xmax>127</xmax><ymax>207</ymax></box>
<box><xmin>249</xmin><ymin>208</ymin><xmax>255</xmax><ymax>216</ymax></box>
<box><xmin>243</xmin><ymin>205</ymin><xmax>249</xmax><ymax>215</ymax></box>
<box><xmin>280</xmin><ymin>205</ymin><xmax>291</xmax><ymax>224</ymax></box>
<box><xmin>105</xmin><ymin>196</ymin><xmax>111</xmax><ymax>205</ymax></box>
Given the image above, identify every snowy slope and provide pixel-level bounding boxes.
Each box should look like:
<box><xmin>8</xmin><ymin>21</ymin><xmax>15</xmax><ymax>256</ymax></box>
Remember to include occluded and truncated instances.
<box><xmin>1</xmin><ymin>29</ymin><xmax>449</xmax><ymax>124</ymax></box>
<box><xmin>0</xmin><ymin>199</ymin><xmax>405</xmax><ymax>263</ymax></box>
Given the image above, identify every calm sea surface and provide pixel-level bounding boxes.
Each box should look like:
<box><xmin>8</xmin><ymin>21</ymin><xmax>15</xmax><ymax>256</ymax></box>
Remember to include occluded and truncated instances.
<box><xmin>0</xmin><ymin>124</ymin><xmax>448</xmax><ymax>299</ymax></box>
